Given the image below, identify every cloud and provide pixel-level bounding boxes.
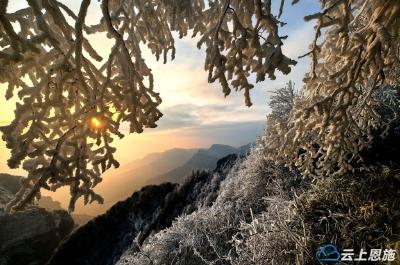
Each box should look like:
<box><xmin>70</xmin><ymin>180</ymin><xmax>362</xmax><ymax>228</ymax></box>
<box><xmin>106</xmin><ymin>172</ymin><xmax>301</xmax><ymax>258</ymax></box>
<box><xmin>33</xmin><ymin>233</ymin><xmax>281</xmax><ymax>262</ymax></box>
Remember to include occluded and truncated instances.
<box><xmin>156</xmin><ymin>104</ymin><xmax>202</xmax><ymax>130</ymax></box>
<box><xmin>148</xmin><ymin>119</ymin><xmax>266</xmax><ymax>147</ymax></box>
<box><xmin>86</xmin><ymin>1</ymin><xmax>318</xmax><ymax>123</ymax></box>
<box><xmin>174</xmin><ymin>120</ymin><xmax>266</xmax><ymax>147</ymax></box>
<box><xmin>150</xmin><ymin>102</ymin><xmax>267</xmax><ymax>133</ymax></box>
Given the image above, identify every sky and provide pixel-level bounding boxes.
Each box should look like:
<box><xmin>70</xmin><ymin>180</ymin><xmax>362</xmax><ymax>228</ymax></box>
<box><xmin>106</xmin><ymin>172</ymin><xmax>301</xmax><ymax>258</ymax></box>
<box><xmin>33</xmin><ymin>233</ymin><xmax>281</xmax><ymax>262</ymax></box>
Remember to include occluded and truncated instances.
<box><xmin>0</xmin><ymin>0</ymin><xmax>321</xmax><ymax>212</ymax></box>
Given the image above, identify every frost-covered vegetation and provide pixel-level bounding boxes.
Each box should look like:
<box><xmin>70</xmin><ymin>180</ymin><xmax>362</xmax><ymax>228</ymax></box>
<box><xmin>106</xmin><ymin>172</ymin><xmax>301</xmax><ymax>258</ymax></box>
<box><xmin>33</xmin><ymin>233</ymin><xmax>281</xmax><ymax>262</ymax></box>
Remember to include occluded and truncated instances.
<box><xmin>264</xmin><ymin>0</ymin><xmax>400</xmax><ymax>177</ymax></box>
<box><xmin>1</xmin><ymin>0</ymin><xmax>400</xmax><ymax>263</ymax></box>
<box><xmin>117</xmin><ymin>145</ymin><xmax>284</xmax><ymax>265</ymax></box>
<box><xmin>117</xmin><ymin>124</ymin><xmax>400</xmax><ymax>264</ymax></box>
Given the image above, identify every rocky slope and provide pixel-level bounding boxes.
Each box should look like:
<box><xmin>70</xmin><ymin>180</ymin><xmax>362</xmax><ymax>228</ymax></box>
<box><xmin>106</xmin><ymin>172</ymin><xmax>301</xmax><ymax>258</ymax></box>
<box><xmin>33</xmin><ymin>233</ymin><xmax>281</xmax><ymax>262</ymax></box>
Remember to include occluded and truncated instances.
<box><xmin>0</xmin><ymin>187</ymin><xmax>14</xmax><ymax>210</ymax></box>
<box><xmin>0</xmin><ymin>176</ymin><xmax>75</xmax><ymax>265</ymax></box>
<box><xmin>0</xmin><ymin>207</ymin><xmax>74</xmax><ymax>265</ymax></box>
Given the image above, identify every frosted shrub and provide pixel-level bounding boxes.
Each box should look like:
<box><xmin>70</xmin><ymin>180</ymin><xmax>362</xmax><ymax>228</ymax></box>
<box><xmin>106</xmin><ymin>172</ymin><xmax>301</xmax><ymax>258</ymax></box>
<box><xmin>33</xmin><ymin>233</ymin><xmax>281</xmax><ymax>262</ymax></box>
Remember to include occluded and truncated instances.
<box><xmin>231</xmin><ymin>199</ymin><xmax>304</xmax><ymax>265</ymax></box>
<box><xmin>118</xmin><ymin>144</ymin><xmax>306</xmax><ymax>265</ymax></box>
<box><xmin>230</xmin><ymin>168</ymin><xmax>400</xmax><ymax>265</ymax></box>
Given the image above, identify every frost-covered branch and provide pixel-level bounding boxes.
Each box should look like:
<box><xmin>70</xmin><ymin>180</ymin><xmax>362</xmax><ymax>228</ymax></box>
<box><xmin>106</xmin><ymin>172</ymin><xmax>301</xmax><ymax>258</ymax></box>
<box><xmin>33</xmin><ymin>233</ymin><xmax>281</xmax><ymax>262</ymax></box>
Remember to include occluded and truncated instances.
<box><xmin>264</xmin><ymin>0</ymin><xmax>400</xmax><ymax>176</ymax></box>
<box><xmin>0</xmin><ymin>0</ymin><xmax>296</xmax><ymax>211</ymax></box>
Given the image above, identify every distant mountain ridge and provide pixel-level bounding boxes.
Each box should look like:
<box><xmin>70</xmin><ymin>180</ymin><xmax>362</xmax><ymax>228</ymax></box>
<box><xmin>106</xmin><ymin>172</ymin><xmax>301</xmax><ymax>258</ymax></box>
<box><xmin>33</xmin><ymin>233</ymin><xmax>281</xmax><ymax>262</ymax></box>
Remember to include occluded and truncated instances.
<box><xmin>86</xmin><ymin>143</ymin><xmax>251</xmax><ymax>214</ymax></box>
<box><xmin>119</xmin><ymin>148</ymin><xmax>199</xmax><ymax>174</ymax></box>
<box><xmin>148</xmin><ymin>144</ymin><xmax>251</xmax><ymax>184</ymax></box>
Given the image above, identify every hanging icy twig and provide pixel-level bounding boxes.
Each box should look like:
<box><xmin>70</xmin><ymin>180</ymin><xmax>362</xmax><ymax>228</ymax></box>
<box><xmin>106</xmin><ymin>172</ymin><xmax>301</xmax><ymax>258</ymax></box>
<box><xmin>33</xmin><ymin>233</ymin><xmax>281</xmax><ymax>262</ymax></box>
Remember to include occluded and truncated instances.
<box><xmin>264</xmin><ymin>0</ymin><xmax>400</xmax><ymax>176</ymax></box>
<box><xmin>0</xmin><ymin>0</ymin><xmax>297</xmax><ymax>211</ymax></box>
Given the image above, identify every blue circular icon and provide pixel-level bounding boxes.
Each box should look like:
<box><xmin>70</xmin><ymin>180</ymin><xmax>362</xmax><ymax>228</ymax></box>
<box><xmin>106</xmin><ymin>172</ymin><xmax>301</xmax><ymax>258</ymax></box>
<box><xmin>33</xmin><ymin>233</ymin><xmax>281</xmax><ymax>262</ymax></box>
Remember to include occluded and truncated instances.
<box><xmin>316</xmin><ymin>244</ymin><xmax>341</xmax><ymax>262</ymax></box>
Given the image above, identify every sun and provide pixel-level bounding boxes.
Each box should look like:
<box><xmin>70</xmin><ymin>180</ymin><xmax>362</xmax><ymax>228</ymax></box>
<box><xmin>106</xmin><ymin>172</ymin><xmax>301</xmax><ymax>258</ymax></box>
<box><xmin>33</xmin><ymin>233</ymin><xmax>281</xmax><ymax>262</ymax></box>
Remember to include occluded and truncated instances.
<box><xmin>89</xmin><ymin>116</ymin><xmax>105</xmax><ymax>130</ymax></box>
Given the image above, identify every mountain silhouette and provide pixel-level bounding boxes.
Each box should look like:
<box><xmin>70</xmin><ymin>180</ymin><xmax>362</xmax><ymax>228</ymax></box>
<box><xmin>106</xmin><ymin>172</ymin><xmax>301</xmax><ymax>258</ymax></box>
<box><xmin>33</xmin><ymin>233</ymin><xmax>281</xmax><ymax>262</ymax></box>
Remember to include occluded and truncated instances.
<box><xmin>147</xmin><ymin>144</ymin><xmax>251</xmax><ymax>184</ymax></box>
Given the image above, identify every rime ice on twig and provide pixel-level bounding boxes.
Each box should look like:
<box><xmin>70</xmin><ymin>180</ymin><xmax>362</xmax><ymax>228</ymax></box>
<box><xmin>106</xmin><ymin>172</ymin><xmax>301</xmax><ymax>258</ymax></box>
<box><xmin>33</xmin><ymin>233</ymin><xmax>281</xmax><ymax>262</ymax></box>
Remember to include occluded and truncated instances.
<box><xmin>264</xmin><ymin>0</ymin><xmax>400</xmax><ymax>177</ymax></box>
<box><xmin>0</xmin><ymin>0</ymin><xmax>296</xmax><ymax>211</ymax></box>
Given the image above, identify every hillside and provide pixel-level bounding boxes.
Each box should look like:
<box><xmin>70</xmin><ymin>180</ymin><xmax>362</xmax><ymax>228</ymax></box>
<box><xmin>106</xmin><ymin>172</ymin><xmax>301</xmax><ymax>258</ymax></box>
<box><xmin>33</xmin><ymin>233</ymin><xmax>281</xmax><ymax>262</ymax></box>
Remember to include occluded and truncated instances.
<box><xmin>47</xmin><ymin>155</ymin><xmax>238</xmax><ymax>265</ymax></box>
<box><xmin>114</xmin><ymin>120</ymin><xmax>400</xmax><ymax>265</ymax></box>
<box><xmin>0</xmin><ymin>174</ymin><xmax>94</xmax><ymax>225</ymax></box>
<box><xmin>116</xmin><ymin>148</ymin><xmax>199</xmax><ymax>179</ymax></box>
<box><xmin>47</xmin><ymin>116</ymin><xmax>400</xmax><ymax>265</ymax></box>
<box><xmin>0</xmin><ymin>174</ymin><xmax>23</xmax><ymax>194</ymax></box>
<box><xmin>0</xmin><ymin>176</ymin><xmax>75</xmax><ymax>265</ymax></box>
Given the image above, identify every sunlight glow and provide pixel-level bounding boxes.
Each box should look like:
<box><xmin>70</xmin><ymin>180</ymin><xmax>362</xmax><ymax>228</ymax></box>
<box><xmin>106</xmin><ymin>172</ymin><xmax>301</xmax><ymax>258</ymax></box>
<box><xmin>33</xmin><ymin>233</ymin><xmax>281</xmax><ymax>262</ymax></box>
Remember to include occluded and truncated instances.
<box><xmin>90</xmin><ymin>117</ymin><xmax>105</xmax><ymax>130</ymax></box>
